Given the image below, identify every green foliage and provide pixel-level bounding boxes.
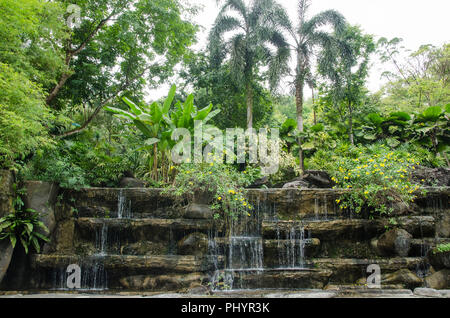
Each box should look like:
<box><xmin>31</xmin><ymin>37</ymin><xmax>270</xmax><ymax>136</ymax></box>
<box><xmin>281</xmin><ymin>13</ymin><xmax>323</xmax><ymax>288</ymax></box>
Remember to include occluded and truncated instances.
<box><xmin>378</xmin><ymin>41</ymin><xmax>450</xmax><ymax>113</ymax></box>
<box><xmin>0</xmin><ymin>0</ymin><xmax>68</xmax><ymax>89</ymax></box>
<box><xmin>329</xmin><ymin>144</ymin><xmax>426</xmax><ymax>215</ymax></box>
<box><xmin>434</xmin><ymin>243</ymin><xmax>450</xmax><ymax>254</ymax></box>
<box><xmin>21</xmin><ymin>134</ymin><xmax>134</xmax><ymax>189</ymax></box>
<box><xmin>171</xmin><ymin>159</ymin><xmax>261</xmax><ymax>219</ymax></box>
<box><xmin>0</xmin><ymin>186</ymin><xmax>50</xmax><ymax>254</ymax></box>
<box><xmin>209</xmin><ymin>0</ymin><xmax>290</xmax><ymax>128</ymax></box>
<box><xmin>106</xmin><ymin>85</ymin><xmax>220</xmax><ymax>183</ymax></box>
<box><xmin>356</xmin><ymin>104</ymin><xmax>449</xmax><ymax>165</ymax></box>
<box><xmin>0</xmin><ymin>63</ymin><xmax>54</xmax><ymax>169</ymax></box>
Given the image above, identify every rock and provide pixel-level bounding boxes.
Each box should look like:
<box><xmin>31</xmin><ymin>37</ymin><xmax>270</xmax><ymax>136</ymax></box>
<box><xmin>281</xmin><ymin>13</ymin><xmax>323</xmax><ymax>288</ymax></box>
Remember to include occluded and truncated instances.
<box><xmin>53</xmin><ymin>220</ymin><xmax>75</xmax><ymax>253</ymax></box>
<box><xmin>381</xmin><ymin>269</ymin><xmax>423</xmax><ymax>289</ymax></box>
<box><xmin>396</xmin><ymin>216</ymin><xmax>436</xmax><ymax>238</ymax></box>
<box><xmin>282</xmin><ymin>170</ymin><xmax>333</xmax><ymax>189</ymax></box>
<box><xmin>412</xmin><ymin>166</ymin><xmax>450</xmax><ymax>186</ymax></box>
<box><xmin>247</xmin><ymin>176</ymin><xmax>270</xmax><ymax>189</ymax></box>
<box><xmin>187</xmin><ymin>284</ymin><xmax>210</xmax><ymax>295</ymax></box>
<box><xmin>177</xmin><ymin>233</ymin><xmax>209</xmax><ymax>256</ymax></box>
<box><xmin>377</xmin><ymin>228</ymin><xmax>412</xmax><ymax>257</ymax></box>
<box><xmin>414</xmin><ymin>288</ymin><xmax>442</xmax><ymax>298</ymax></box>
<box><xmin>428</xmin><ymin>250</ymin><xmax>450</xmax><ymax>270</ymax></box>
<box><xmin>119</xmin><ymin>273</ymin><xmax>205</xmax><ymax>291</ymax></box>
<box><xmin>119</xmin><ymin>177</ymin><xmax>147</xmax><ymax>188</ymax></box>
<box><xmin>0</xmin><ymin>241</ymin><xmax>14</xmax><ymax>285</ymax></box>
<box><xmin>0</xmin><ymin>170</ymin><xmax>14</xmax><ymax>285</ymax></box>
<box><xmin>184</xmin><ymin>203</ymin><xmax>214</xmax><ymax>219</ymax></box>
<box><xmin>425</xmin><ymin>269</ymin><xmax>450</xmax><ymax>290</ymax></box>
<box><xmin>23</xmin><ymin>181</ymin><xmax>59</xmax><ymax>236</ymax></box>
<box><xmin>283</xmin><ymin>180</ymin><xmax>310</xmax><ymax>189</ymax></box>
<box><xmin>437</xmin><ymin>213</ymin><xmax>450</xmax><ymax>238</ymax></box>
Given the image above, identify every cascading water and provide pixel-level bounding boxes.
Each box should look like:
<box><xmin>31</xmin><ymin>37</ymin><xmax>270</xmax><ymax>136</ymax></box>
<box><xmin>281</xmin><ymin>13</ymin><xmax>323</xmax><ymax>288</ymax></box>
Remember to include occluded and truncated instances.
<box><xmin>210</xmin><ymin>205</ymin><xmax>264</xmax><ymax>290</ymax></box>
<box><xmin>276</xmin><ymin>225</ymin><xmax>307</xmax><ymax>269</ymax></box>
<box><xmin>117</xmin><ymin>189</ymin><xmax>132</xmax><ymax>219</ymax></box>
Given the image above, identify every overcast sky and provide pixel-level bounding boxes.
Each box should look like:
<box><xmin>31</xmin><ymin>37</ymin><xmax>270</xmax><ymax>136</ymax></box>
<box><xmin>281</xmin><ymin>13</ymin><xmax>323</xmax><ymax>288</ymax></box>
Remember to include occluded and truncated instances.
<box><xmin>151</xmin><ymin>0</ymin><xmax>450</xmax><ymax>99</ymax></box>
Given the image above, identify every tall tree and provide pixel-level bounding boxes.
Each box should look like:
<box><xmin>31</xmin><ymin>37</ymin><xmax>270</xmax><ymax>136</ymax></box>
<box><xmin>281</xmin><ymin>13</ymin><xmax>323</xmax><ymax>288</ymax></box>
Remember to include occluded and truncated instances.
<box><xmin>287</xmin><ymin>0</ymin><xmax>346</xmax><ymax>172</ymax></box>
<box><xmin>378</xmin><ymin>40</ymin><xmax>450</xmax><ymax>113</ymax></box>
<box><xmin>317</xmin><ymin>24</ymin><xmax>375</xmax><ymax>145</ymax></box>
<box><xmin>47</xmin><ymin>0</ymin><xmax>198</xmax><ymax>137</ymax></box>
<box><xmin>209</xmin><ymin>0</ymin><xmax>290</xmax><ymax>129</ymax></box>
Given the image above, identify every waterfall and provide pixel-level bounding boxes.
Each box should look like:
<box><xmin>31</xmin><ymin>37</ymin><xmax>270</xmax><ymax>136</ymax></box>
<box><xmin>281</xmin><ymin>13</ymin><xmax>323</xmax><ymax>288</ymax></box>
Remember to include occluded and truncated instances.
<box><xmin>278</xmin><ymin>225</ymin><xmax>306</xmax><ymax>269</ymax></box>
<box><xmin>117</xmin><ymin>189</ymin><xmax>132</xmax><ymax>219</ymax></box>
<box><xmin>314</xmin><ymin>197</ymin><xmax>319</xmax><ymax>220</ymax></box>
<box><xmin>51</xmin><ymin>258</ymin><xmax>108</xmax><ymax>291</ymax></box>
<box><xmin>95</xmin><ymin>223</ymin><xmax>108</xmax><ymax>256</ymax></box>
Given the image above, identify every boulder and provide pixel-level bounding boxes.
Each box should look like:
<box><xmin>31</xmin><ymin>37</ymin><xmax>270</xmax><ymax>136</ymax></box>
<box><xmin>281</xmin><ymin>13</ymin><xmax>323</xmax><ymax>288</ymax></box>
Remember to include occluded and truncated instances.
<box><xmin>177</xmin><ymin>232</ymin><xmax>209</xmax><ymax>256</ymax></box>
<box><xmin>282</xmin><ymin>170</ymin><xmax>333</xmax><ymax>189</ymax></box>
<box><xmin>184</xmin><ymin>203</ymin><xmax>214</xmax><ymax>219</ymax></box>
<box><xmin>0</xmin><ymin>170</ymin><xmax>14</xmax><ymax>285</ymax></box>
<box><xmin>428</xmin><ymin>250</ymin><xmax>450</xmax><ymax>270</ymax></box>
<box><xmin>424</xmin><ymin>269</ymin><xmax>450</xmax><ymax>290</ymax></box>
<box><xmin>0</xmin><ymin>241</ymin><xmax>14</xmax><ymax>285</ymax></box>
<box><xmin>282</xmin><ymin>180</ymin><xmax>310</xmax><ymax>189</ymax></box>
<box><xmin>437</xmin><ymin>213</ymin><xmax>450</xmax><ymax>238</ymax></box>
<box><xmin>376</xmin><ymin>228</ymin><xmax>412</xmax><ymax>257</ymax></box>
<box><xmin>23</xmin><ymin>181</ymin><xmax>59</xmax><ymax>236</ymax></box>
<box><xmin>381</xmin><ymin>269</ymin><xmax>423</xmax><ymax>289</ymax></box>
<box><xmin>412</xmin><ymin>166</ymin><xmax>450</xmax><ymax>186</ymax></box>
<box><xmin>119</xmin><ymin>177</ymin><xmax>147</xmax><ymax>188</ymax></box>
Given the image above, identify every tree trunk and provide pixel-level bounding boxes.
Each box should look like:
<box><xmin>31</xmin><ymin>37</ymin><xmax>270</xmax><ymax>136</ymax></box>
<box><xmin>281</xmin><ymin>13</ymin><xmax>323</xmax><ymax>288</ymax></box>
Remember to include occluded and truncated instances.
<box><xmin>348</xmin><ymin>103</ymin><xmax>354</xmax><ymax>145</ymax></box>
<box><xmin>295</xmin><ymin>80</ymin><xmax>305</xmax><ymax>174</ymax></box>
<box><xmin>153</xmin><ymin>144</ymin><xmax>158</xmax><ymax>181</ymax></box>
<box><xmin>312</xmin><ymin>88</ymin><xmax>317</xmax><ymax>125</ymax></box>
<box><xmin>246</xmin><ymin>82</ymin><xmax>253</xmax><ymax>129</ymax></box>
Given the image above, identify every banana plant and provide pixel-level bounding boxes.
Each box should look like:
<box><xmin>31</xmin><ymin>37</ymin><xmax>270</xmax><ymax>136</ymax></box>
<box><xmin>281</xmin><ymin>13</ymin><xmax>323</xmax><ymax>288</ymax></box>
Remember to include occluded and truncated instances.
<box><xmin>105</xmin><ymin>85</ymin><xmax>221</xmax><ymax>181</ymax></box>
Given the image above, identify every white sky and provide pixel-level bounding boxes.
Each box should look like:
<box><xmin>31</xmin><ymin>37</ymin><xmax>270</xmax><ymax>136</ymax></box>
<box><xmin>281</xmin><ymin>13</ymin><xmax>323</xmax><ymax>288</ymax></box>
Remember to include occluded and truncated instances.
<box><xmin>150</xmin><ymin>0</ymin><xmax>450</xmax><ymax>99</ymax></box>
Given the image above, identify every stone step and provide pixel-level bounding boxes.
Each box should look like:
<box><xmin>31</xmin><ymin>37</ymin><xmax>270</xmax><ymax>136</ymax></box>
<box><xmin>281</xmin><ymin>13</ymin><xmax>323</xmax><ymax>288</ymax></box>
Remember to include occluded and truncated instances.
<box><xmin>213</xmin><ymin>268</ymin><xmax>333</xmax><ymax>290</ymax></box>
<box><xmin>262</xmin><ymin>216</ymin><xmax>436</xmax><ymax>241</ymax></box>
<box><xmin>75</xmin><ymin>217</ymin><xmax>222</xmax><ymax>242</ymax></box>
<box><xmin>65</xmin><ymin>187</ymin><xmax>449</xmax><ymax>220</ymax></box>
<box><xmin>306</xmin><ymin>257</ymin><xmax>425</xmax><ymax>283</ymax></box>
<box><xmin>31</xmin><ymin>254</ymin><xmax>220</xmax><ymax>273</ymax></box>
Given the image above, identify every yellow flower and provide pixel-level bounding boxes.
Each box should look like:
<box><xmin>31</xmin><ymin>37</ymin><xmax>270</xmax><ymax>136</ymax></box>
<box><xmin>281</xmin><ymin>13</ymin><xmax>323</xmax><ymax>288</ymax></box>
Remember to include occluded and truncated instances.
<box><xmin>336</xmin><ymin>199</ymin><xmax>341</xmax><ymax>204</ymax></box>
<box><xmin>364</xmin><ymin>191</ymin><xmax>369</xmax><ymax>195</ymax></box>
<box><xmin>217</xmin><ymin>196</ymin><xmax>222</xmax><ymax>201</ymax></box>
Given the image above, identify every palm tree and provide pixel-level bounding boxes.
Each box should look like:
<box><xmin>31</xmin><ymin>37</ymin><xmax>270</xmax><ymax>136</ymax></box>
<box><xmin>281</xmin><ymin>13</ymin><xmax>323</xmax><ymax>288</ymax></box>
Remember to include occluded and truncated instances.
<box><xmin>288</xmin><ymin>0</ymin><xmax>346</xmax><ymax>172</ymax></box>
<box><xmin>209</xmin><ymin>0</ymin><xmax>290</xmax><ymax>129</ymax></box>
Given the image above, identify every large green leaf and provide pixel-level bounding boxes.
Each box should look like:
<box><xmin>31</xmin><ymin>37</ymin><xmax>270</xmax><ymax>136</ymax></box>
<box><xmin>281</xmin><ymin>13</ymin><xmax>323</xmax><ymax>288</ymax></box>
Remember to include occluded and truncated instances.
<box><xmin>421</xmin><ymin>106</ymin><xmax>443</xmax><ymax>121</ymax></box>
<box><xmin>122</xmin><ymin>97</ymin><xmax>143</xmax><ymax>115</ymax></box>
<box><xmin>133</xmin><ymin>120</ymin><xmax>152</xmax><ymax>137</ymax></box>
<box><xmin>104</xmin><ymin>106</ymin><xmax>136</xmax><ymax>120</ymax></box>
<box><xmin>367</xmin><ymin>113</ymin><xmax>384</xmax><ymax>126</ymax></box>
<box><xmin>162</xmin><ymin>85</ymin><xmax>177</xmax><ymax>113</ymax></box>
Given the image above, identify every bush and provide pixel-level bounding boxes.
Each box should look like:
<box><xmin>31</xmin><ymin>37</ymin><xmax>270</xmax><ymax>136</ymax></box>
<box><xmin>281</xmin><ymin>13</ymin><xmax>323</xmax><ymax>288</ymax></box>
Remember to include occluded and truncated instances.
<box><xmin>0</xmin><ymin>63</ymin><xmax>54</xmax><ymax>169</ymax></box>
<box><xmin>21</xmin><ymin>137</ymin><xmax>132</xmax><ymax>189</ymax></box>
<box><xmin>170</xmin><ymin>156</ymin><xmax>261</xmax><ymax>219</ymax></box>
<box><xmin>0</xmin><ymin>186</ymin><xmax>49</xmax><ymax>253</ymax></box>
<box><xmin>330</xmin><ymin>143</ymin><xmax>426</xmax><ymax>215</ymax></box>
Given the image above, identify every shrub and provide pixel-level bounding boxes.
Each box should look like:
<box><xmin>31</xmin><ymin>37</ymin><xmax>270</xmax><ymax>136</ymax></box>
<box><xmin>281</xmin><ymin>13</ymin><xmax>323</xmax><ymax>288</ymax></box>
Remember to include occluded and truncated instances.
<box><xmin>170</xmin><ymin>156</ymin><xmax>260</xmax><ymax>219</ymax></box>
<box><xmin>330</xmin><ymin>143</ymin><xmax>426</xmax><ymax>215</ymax></box>
<box><xmin>0</xmin><ymin>186</ymin><xmax>49</xmax><ymax>253</ymax></box>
